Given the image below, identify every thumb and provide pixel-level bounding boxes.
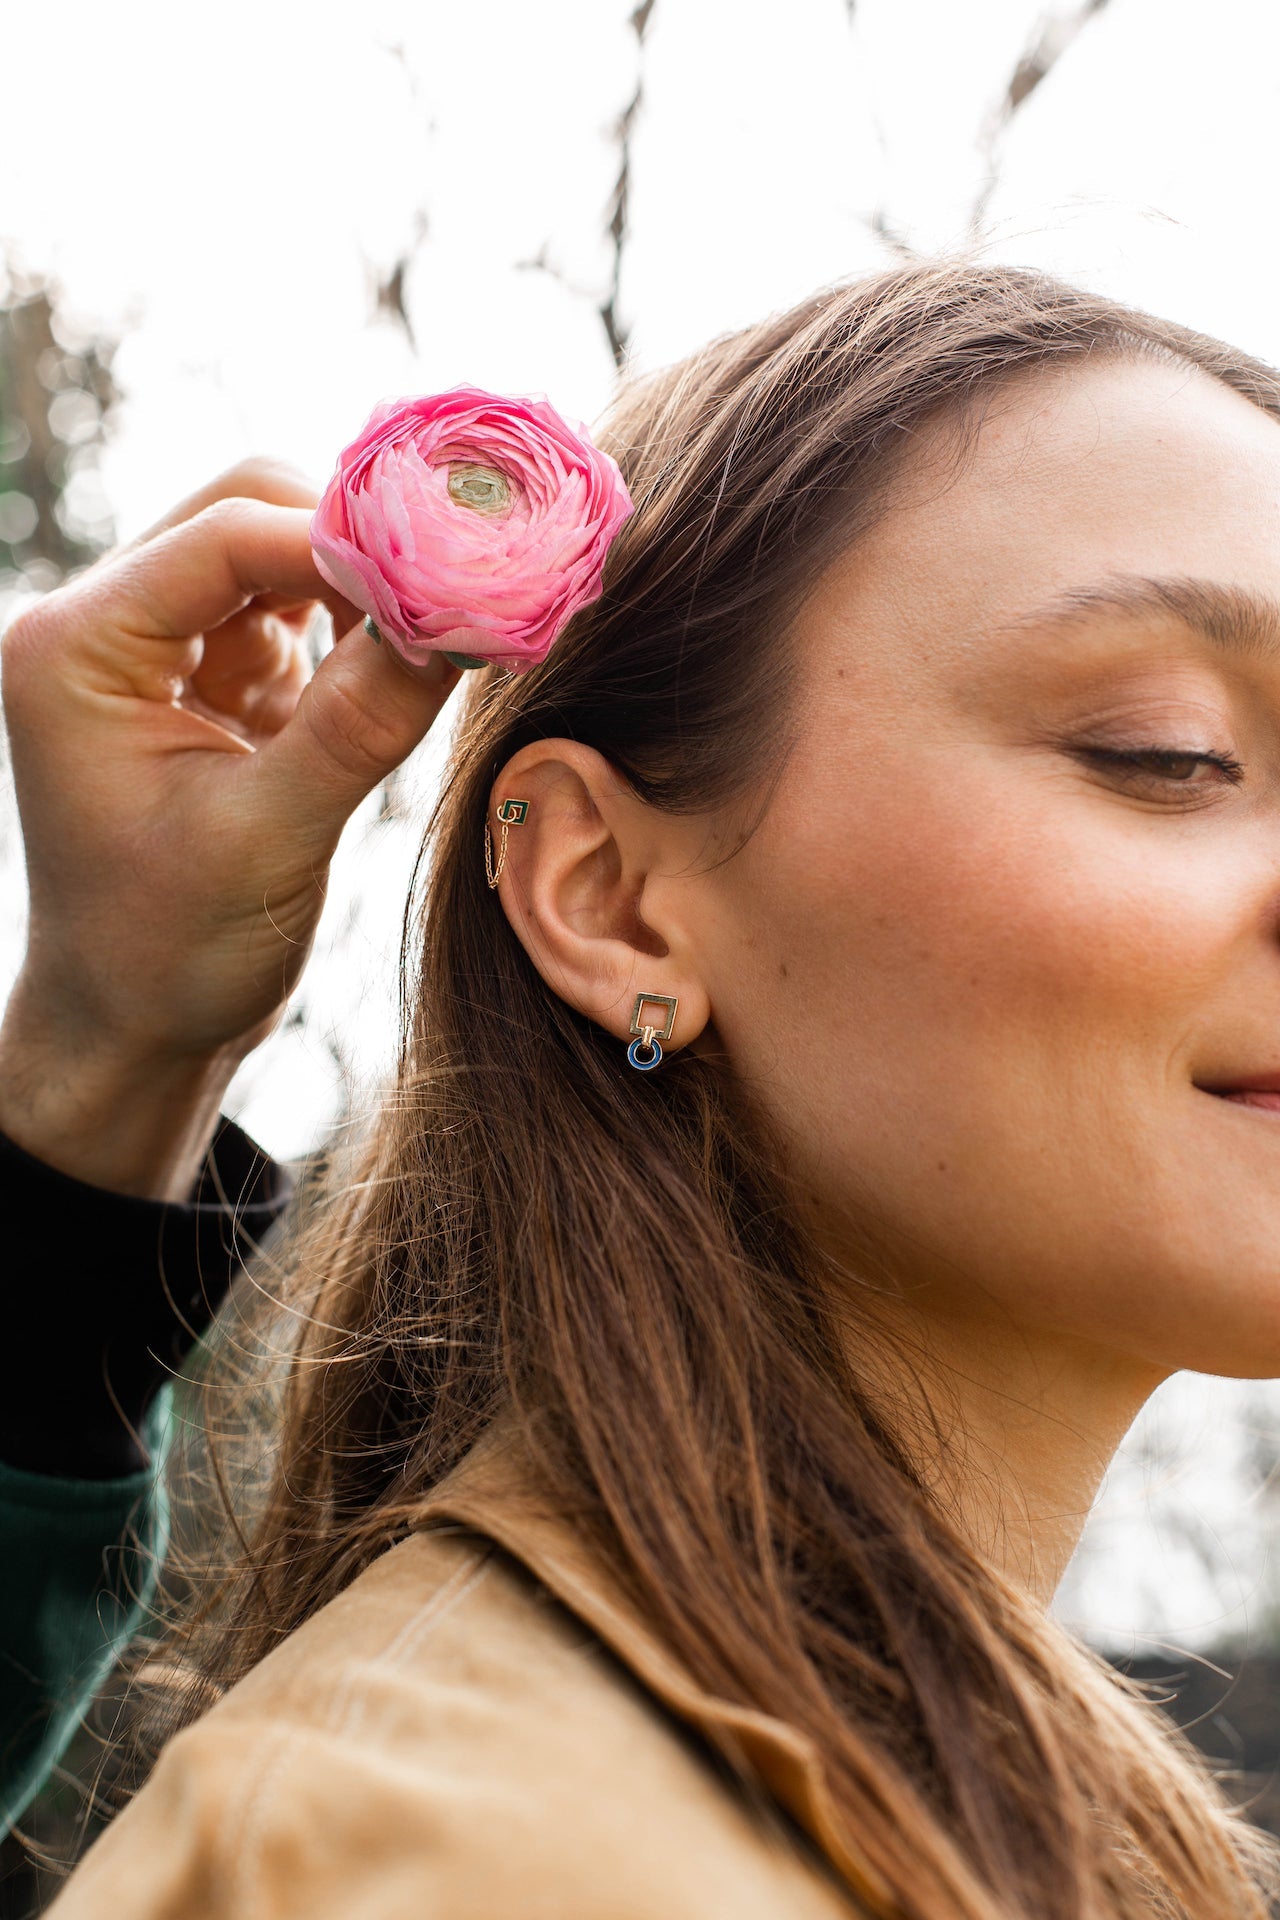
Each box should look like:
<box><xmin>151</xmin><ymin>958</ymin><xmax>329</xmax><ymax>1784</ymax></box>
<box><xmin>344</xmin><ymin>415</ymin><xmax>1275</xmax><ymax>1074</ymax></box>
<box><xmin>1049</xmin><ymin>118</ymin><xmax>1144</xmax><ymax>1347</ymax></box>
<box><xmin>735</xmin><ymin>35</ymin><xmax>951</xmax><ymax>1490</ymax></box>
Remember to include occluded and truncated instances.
<box><xmin>248</xmin><ymin>621</ymin><xmax>461</xmax><ymax>850</ymax></box>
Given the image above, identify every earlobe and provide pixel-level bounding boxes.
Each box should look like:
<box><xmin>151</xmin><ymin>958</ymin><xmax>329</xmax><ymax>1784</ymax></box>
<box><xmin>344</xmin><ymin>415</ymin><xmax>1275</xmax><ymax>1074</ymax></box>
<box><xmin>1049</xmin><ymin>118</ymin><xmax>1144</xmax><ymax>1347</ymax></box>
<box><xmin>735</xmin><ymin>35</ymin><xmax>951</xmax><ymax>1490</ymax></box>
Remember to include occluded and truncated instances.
<box><xmin>485</xmin><ymin>739</ymin><xmax>712</xmax><ymax>1059</ymax></box>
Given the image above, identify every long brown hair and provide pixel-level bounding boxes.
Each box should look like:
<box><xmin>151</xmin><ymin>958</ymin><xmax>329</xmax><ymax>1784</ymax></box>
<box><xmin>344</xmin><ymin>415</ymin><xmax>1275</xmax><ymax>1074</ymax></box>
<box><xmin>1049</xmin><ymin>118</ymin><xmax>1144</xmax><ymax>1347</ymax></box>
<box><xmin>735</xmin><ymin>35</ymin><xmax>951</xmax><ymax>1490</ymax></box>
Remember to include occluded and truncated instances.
<box><xmin>142</xmin><ymin>258</ymin><xmax>1280</xmax><ymax>1917</ymax></box>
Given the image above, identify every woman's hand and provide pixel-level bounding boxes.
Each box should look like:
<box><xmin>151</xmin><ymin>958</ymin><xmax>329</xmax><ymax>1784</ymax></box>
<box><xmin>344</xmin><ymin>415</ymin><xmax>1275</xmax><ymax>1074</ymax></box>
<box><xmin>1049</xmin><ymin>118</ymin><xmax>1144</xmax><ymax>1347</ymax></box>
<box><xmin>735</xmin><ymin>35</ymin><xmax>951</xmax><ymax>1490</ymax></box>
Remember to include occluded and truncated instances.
<box><xmin>0</xmin><ymin>459</ymin><xmax>460</xmax><ymax>1200</ymax></box>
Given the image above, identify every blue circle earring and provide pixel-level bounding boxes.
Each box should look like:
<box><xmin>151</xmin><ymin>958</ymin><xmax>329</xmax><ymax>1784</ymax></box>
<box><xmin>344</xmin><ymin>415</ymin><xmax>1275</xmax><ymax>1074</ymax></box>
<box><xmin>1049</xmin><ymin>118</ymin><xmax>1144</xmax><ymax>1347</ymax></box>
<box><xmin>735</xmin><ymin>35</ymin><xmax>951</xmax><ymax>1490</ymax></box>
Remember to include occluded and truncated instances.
<box><xmin>628</xmin><ymin>1032</ymin><xmax>663</xmax><ymax>1070</ymax></box>
<box><xmin>627</xmin><ymin>992</ymin><xmax>678</xmax><ymax>1071</ymax></box>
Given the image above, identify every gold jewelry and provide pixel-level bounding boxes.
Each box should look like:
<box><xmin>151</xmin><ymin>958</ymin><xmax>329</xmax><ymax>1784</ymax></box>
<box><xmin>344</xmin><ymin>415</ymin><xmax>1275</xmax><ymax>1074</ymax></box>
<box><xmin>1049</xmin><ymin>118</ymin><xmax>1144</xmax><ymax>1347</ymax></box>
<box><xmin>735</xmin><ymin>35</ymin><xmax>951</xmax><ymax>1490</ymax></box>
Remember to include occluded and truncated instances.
<box><xmin>485</xmin><ymin>797</ymin><xmax>529</xmax><ymax>888</ymax></box>
<box><xmin>627</xmin><ymin>991</ymin><xmax>678</xmax><ymax>1070</ymax></box>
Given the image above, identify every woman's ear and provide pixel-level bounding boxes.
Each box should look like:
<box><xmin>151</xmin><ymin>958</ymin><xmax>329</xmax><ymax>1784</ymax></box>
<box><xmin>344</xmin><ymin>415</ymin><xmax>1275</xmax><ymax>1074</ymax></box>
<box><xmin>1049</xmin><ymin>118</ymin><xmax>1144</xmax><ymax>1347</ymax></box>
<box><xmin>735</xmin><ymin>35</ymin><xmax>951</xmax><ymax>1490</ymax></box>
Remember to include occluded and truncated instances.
<box><xmin>486</xmin><ymin>739</ymin><xmax>712</xmax><ymax>1055</ymax></box>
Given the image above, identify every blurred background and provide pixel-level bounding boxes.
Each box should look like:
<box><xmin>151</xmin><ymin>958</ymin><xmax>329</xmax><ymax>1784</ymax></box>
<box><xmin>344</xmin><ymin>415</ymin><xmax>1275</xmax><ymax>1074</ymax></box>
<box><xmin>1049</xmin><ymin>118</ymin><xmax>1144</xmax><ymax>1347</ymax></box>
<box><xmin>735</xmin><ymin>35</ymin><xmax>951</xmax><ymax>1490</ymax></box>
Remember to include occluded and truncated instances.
<box><xmin>4</xmin><ymin>0</ymin><xmax>1280</xmax><ymax>1832</ymax></box>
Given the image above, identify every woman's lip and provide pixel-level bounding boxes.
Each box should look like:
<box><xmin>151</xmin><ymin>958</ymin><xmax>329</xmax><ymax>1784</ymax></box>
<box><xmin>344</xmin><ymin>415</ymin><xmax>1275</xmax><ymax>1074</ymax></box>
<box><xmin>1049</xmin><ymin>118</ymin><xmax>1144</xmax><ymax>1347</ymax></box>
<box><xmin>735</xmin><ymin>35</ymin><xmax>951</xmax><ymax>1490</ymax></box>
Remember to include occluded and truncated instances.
<box><xmin>1209</xmin><ymin>1088</ymin><xmax>1280</xmax><ymax>1111</ymax></box>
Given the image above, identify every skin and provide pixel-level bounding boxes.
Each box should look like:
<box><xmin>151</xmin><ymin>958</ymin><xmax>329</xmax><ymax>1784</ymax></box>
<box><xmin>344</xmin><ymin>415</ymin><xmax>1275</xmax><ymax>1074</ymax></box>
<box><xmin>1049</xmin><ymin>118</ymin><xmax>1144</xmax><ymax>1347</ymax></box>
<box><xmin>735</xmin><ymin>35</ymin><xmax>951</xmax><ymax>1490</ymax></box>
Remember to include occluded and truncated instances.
<box><xmin>0</xmin><ymin>460</ymin><xmax>459</xmax><ymax>1202</ymax></box>
<box><xmin>490</xmin><ymin>357</ymin><xmax>1280</xmax><ymax>1599</ymax></box>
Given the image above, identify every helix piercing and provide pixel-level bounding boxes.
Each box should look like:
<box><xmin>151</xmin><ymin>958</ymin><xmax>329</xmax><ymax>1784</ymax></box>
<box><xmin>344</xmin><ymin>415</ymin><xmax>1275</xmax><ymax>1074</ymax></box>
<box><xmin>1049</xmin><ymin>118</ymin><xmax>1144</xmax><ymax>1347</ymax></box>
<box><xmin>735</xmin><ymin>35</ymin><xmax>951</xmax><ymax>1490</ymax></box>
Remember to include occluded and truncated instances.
<box><xmin>485</xmin><ymin>797</ymin><xmax>529</xmax><ymax>889</ymax></box>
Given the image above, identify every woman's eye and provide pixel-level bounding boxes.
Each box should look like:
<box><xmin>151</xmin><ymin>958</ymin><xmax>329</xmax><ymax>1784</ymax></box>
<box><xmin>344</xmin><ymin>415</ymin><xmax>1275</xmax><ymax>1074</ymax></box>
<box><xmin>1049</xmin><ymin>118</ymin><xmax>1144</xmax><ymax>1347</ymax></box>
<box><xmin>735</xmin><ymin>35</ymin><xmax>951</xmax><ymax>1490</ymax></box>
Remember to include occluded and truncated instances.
<box><xmin>1072</xmin><ymin>745</ymin><xmax>1245</xmax><ymax>796</ymax></box>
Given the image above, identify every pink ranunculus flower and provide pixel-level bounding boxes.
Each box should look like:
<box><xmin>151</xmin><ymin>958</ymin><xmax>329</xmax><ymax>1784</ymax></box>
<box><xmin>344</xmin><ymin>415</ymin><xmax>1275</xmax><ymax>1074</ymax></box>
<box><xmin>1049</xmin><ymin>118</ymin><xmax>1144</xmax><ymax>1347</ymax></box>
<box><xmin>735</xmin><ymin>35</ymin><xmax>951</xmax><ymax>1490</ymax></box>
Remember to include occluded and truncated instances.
<box><xmin>309</xmin><ymin>385</ymin><xmax>635</xmax><ymax>675</ymax></box>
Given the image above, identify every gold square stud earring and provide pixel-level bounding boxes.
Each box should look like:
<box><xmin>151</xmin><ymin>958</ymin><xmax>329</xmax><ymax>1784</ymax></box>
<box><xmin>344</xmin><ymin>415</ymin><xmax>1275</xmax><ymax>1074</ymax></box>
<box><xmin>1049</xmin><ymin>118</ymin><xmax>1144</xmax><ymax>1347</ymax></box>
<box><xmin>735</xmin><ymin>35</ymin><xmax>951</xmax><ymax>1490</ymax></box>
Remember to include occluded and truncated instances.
<box><xmin>485</xmin><ymin>797</ymin><xmax>529</xmax><ymax>889</ymax></box>
<box><xmin>627</xmin><ymin>992</ymin><xmax>678</xmax><ymax>1070</ymax></box>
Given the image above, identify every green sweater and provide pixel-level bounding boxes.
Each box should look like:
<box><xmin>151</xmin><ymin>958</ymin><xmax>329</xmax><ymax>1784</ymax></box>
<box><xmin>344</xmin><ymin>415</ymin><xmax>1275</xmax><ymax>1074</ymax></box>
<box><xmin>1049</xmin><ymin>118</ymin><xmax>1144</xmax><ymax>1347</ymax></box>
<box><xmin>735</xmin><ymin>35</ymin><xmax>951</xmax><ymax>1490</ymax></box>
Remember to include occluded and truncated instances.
<box><xmin>0</xmin><ymin>1391</ymin><xmax>171</xmax><ymax>1833</ymax></box>
<box><xmin>0</xmin><ymin>1110</ymin><xmax>289</xmax><ymax>1841</ymax></box>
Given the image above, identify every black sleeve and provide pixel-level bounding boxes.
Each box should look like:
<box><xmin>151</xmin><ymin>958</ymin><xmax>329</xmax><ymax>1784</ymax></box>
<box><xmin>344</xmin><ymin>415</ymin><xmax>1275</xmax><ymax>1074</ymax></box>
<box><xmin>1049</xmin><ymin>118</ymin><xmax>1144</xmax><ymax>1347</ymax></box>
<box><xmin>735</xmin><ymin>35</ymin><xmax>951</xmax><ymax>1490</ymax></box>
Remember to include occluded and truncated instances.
<box><xmin>0</xmin><ymin>1118</ymin><xmax>294</xmax><ymax>1479</ymax></box>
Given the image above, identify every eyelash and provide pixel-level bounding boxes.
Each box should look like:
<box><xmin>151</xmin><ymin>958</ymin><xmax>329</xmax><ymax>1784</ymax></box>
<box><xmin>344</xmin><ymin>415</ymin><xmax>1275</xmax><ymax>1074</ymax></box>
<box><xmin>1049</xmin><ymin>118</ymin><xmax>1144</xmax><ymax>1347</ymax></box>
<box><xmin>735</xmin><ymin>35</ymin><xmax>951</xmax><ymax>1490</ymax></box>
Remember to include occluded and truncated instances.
<box><xmin>1073</xmin><ymin>745</ymin><xmax>1245</xmax><ymax>792</ymax></box>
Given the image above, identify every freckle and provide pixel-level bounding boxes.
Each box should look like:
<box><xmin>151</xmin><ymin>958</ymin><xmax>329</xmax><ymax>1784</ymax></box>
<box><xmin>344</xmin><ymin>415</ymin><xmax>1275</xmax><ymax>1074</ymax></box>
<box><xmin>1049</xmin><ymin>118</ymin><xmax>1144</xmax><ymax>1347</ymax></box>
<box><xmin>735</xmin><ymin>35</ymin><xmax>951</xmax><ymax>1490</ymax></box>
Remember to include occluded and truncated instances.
<box><xmin>937</xmin><ymin>1161</ymin><xmax>947</xmax><ymax>1174</ymax></box>
<box><xmin>779</xmin><ymin>960</ymin><xmax>789</xmax><ymax>980</ymax></box>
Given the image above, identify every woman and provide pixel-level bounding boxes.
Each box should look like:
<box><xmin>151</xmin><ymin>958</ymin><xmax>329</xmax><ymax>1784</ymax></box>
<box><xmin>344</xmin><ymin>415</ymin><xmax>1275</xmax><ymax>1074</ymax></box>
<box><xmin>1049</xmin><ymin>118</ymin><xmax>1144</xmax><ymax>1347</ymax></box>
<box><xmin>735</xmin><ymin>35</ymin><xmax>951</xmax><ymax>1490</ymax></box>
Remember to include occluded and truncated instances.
<box><xmin>6</xmin><ymin>256</ymin><xmax>1280</xmax><ymax>1917</ymax></box>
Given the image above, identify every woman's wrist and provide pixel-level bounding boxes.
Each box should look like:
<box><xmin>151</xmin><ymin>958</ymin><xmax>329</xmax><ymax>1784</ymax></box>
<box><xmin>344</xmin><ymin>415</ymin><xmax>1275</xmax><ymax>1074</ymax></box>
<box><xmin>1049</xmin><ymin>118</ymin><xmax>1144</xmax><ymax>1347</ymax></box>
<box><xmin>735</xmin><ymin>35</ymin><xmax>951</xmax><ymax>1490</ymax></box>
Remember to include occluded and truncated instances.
<box><xmin>0</xmin><ymin>986</ymin><xmax>250</xmax><ymax>1203</ymax></box>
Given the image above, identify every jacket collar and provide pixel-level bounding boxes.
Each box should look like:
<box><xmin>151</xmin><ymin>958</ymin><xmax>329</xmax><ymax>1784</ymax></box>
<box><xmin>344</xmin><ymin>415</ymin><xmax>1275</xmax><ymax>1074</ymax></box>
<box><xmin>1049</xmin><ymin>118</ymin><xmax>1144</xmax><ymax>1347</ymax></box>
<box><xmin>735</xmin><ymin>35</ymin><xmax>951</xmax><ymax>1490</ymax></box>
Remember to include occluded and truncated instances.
<box><xmin>413</xmin><ymin>1424</ymin><xmax>888</xmax><ymax>1916</ymax></box>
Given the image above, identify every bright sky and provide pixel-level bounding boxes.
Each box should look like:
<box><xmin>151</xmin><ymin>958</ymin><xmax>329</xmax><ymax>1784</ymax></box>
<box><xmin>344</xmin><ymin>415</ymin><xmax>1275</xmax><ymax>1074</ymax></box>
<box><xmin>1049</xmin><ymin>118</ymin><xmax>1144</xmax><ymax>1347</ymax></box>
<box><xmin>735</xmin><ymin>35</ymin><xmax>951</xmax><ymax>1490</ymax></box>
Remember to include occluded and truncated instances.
<box><xmin>4</xmin><ymin>0</ymin><xmax>1280</xmax><ymax>1646</ymax></box>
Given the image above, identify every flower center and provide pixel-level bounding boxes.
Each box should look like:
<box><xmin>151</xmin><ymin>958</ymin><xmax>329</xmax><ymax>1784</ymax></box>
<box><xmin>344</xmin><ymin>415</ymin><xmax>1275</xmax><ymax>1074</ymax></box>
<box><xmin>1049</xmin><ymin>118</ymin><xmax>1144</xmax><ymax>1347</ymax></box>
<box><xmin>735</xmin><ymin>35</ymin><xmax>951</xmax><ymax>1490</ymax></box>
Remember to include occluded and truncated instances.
<box><xmin>446</xmin><ymin>462</ymin><xmax>512</xmax><ymax>516</ymax></box>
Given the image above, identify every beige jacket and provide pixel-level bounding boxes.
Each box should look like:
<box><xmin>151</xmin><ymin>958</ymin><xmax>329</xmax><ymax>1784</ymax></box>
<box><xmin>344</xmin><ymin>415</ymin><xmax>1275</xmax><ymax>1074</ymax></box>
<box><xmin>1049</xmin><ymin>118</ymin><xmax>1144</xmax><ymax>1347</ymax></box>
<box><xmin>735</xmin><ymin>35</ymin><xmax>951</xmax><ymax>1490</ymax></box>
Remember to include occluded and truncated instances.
<box><xmin>48</xmin><ymin>1431</ymin><xmax>879</xmax><ymax>1919</ymax></box>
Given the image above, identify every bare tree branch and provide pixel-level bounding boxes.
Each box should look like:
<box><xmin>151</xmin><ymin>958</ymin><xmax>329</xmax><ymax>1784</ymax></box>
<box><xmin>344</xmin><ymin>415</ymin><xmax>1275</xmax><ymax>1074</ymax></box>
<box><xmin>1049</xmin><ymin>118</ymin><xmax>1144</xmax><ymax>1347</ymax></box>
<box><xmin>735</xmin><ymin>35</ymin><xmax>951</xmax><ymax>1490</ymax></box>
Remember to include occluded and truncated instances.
<box><xmin>600</xmin><ymin>0</ymin><xmax>656</xmax><ymax>373</ymax></box>
<box><xmin>868</xmin><ymin>206</ymin><xmax>920</xmax><ymax>262</ymax></box>
<box><xmin>366</xmin><ymin>40</ymin><xmax>434</xmax><ymax>353</ymax></box>
<box><xmin>371</xmin><ymin>209</ymin><xmax>430</xmax><ymax>354</ymax></box>
<box><xmin>841</xmin><ymin>7</ymin><xmax>917</xmax><ymax>263</ymax></box>
<box><xmin>969</xmin><ymin>0</ymin><xmax>1112</xmax><ymax>241</ymax></box>
<box><xmin>513</xmin><ymin>240</ymin><xmax>600</xmax><ymax>305</ymax></box>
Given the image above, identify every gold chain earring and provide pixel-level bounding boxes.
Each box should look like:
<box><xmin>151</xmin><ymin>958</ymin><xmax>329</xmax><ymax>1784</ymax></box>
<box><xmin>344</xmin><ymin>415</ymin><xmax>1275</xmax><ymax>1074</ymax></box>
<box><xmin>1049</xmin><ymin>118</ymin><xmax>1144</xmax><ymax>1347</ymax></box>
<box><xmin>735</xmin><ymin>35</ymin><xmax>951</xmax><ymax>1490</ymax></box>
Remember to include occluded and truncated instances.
<box><xmin>627</xmin><ymin>992</ymin><xmax>678</xmax><ymax>1070</ymax></box>
<box><xmin>485</xmin><ymin>797</ymin><xmax>529</xmax><ymax>888</ymax></box>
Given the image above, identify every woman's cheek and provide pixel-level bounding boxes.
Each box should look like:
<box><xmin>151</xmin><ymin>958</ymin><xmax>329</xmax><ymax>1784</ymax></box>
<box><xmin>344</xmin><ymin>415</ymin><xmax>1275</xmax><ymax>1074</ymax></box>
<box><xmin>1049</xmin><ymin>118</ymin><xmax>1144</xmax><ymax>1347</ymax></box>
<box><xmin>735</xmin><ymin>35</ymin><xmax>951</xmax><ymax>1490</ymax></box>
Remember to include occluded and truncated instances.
<box><xmin>715</xmin><ymin>760</ymin><xmax>1237</xmax><ymax>1193</ymax></box>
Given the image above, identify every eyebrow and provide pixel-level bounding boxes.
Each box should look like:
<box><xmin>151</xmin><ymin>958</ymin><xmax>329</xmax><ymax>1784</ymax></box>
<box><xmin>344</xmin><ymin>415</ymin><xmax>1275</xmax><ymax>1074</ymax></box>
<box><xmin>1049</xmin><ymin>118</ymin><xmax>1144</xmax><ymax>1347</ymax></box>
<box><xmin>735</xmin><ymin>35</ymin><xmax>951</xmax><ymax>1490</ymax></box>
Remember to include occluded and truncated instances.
<box><xmin>995</xmin><ymin>574</ymin><xmax>1280</xmax><ymax>661</ymax></box>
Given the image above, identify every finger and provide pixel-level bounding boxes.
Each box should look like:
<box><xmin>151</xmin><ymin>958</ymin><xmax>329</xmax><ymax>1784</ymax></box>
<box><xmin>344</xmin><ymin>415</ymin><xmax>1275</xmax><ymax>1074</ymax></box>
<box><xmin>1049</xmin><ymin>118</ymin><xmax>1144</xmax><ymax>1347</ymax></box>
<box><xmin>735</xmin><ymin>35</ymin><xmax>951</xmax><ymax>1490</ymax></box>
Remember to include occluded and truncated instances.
<box><xmin>187</xmin><ymin>590</ymin><xmax>334</xmax><ymax>731</ymax></box>
<box><xmin>207</xmin><ymin>579</ymin><xmax>363</xmax><ymax>647</ymax></box>
<box><xmin>189</xmin><ymin>609</ymin><xmax>300</xmax><ymax>708</ymax></box>
<box><xmin>183</xmin><ymin>629</ymin><xmax>310</xmax><ymax>744</ymax></box>
<box><xmin>87</xmin><ymin>500</ymin><xmax>330</xmax><ymax>649</ymax></box>
<box><xmin>247</xmin><ymin>621</ymin><xmax>461</xmax><ymax>851</ymax></box>
<box><xmin>227</xmin><ymin>596</ymin><xmax>317</xmax><ymax>630</ymax></box>
<box><xmin>112</xmin><ymin>457</ymin><xmax>323</xmax><ymax>559</ymax></box>
<box><xmin>118</xmin><ymin>496</ymin><xmax>364</xmax><ymax>652</ymax></box>
<box><xmin>240</xmin><ymin>644</ymin><xmax>310</xmax><ymax>739</ymax></box>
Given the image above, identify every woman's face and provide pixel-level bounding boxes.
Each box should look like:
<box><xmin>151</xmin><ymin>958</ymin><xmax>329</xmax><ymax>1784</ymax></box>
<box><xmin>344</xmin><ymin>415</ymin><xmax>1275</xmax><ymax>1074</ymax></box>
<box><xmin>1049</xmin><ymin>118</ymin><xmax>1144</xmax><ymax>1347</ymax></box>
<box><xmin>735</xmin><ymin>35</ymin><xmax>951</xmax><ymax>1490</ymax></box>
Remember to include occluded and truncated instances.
<box><xmin>693</xmin><ymin>355</ymin><xmax>1280</xmax><ymax>1381</ymax></box>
